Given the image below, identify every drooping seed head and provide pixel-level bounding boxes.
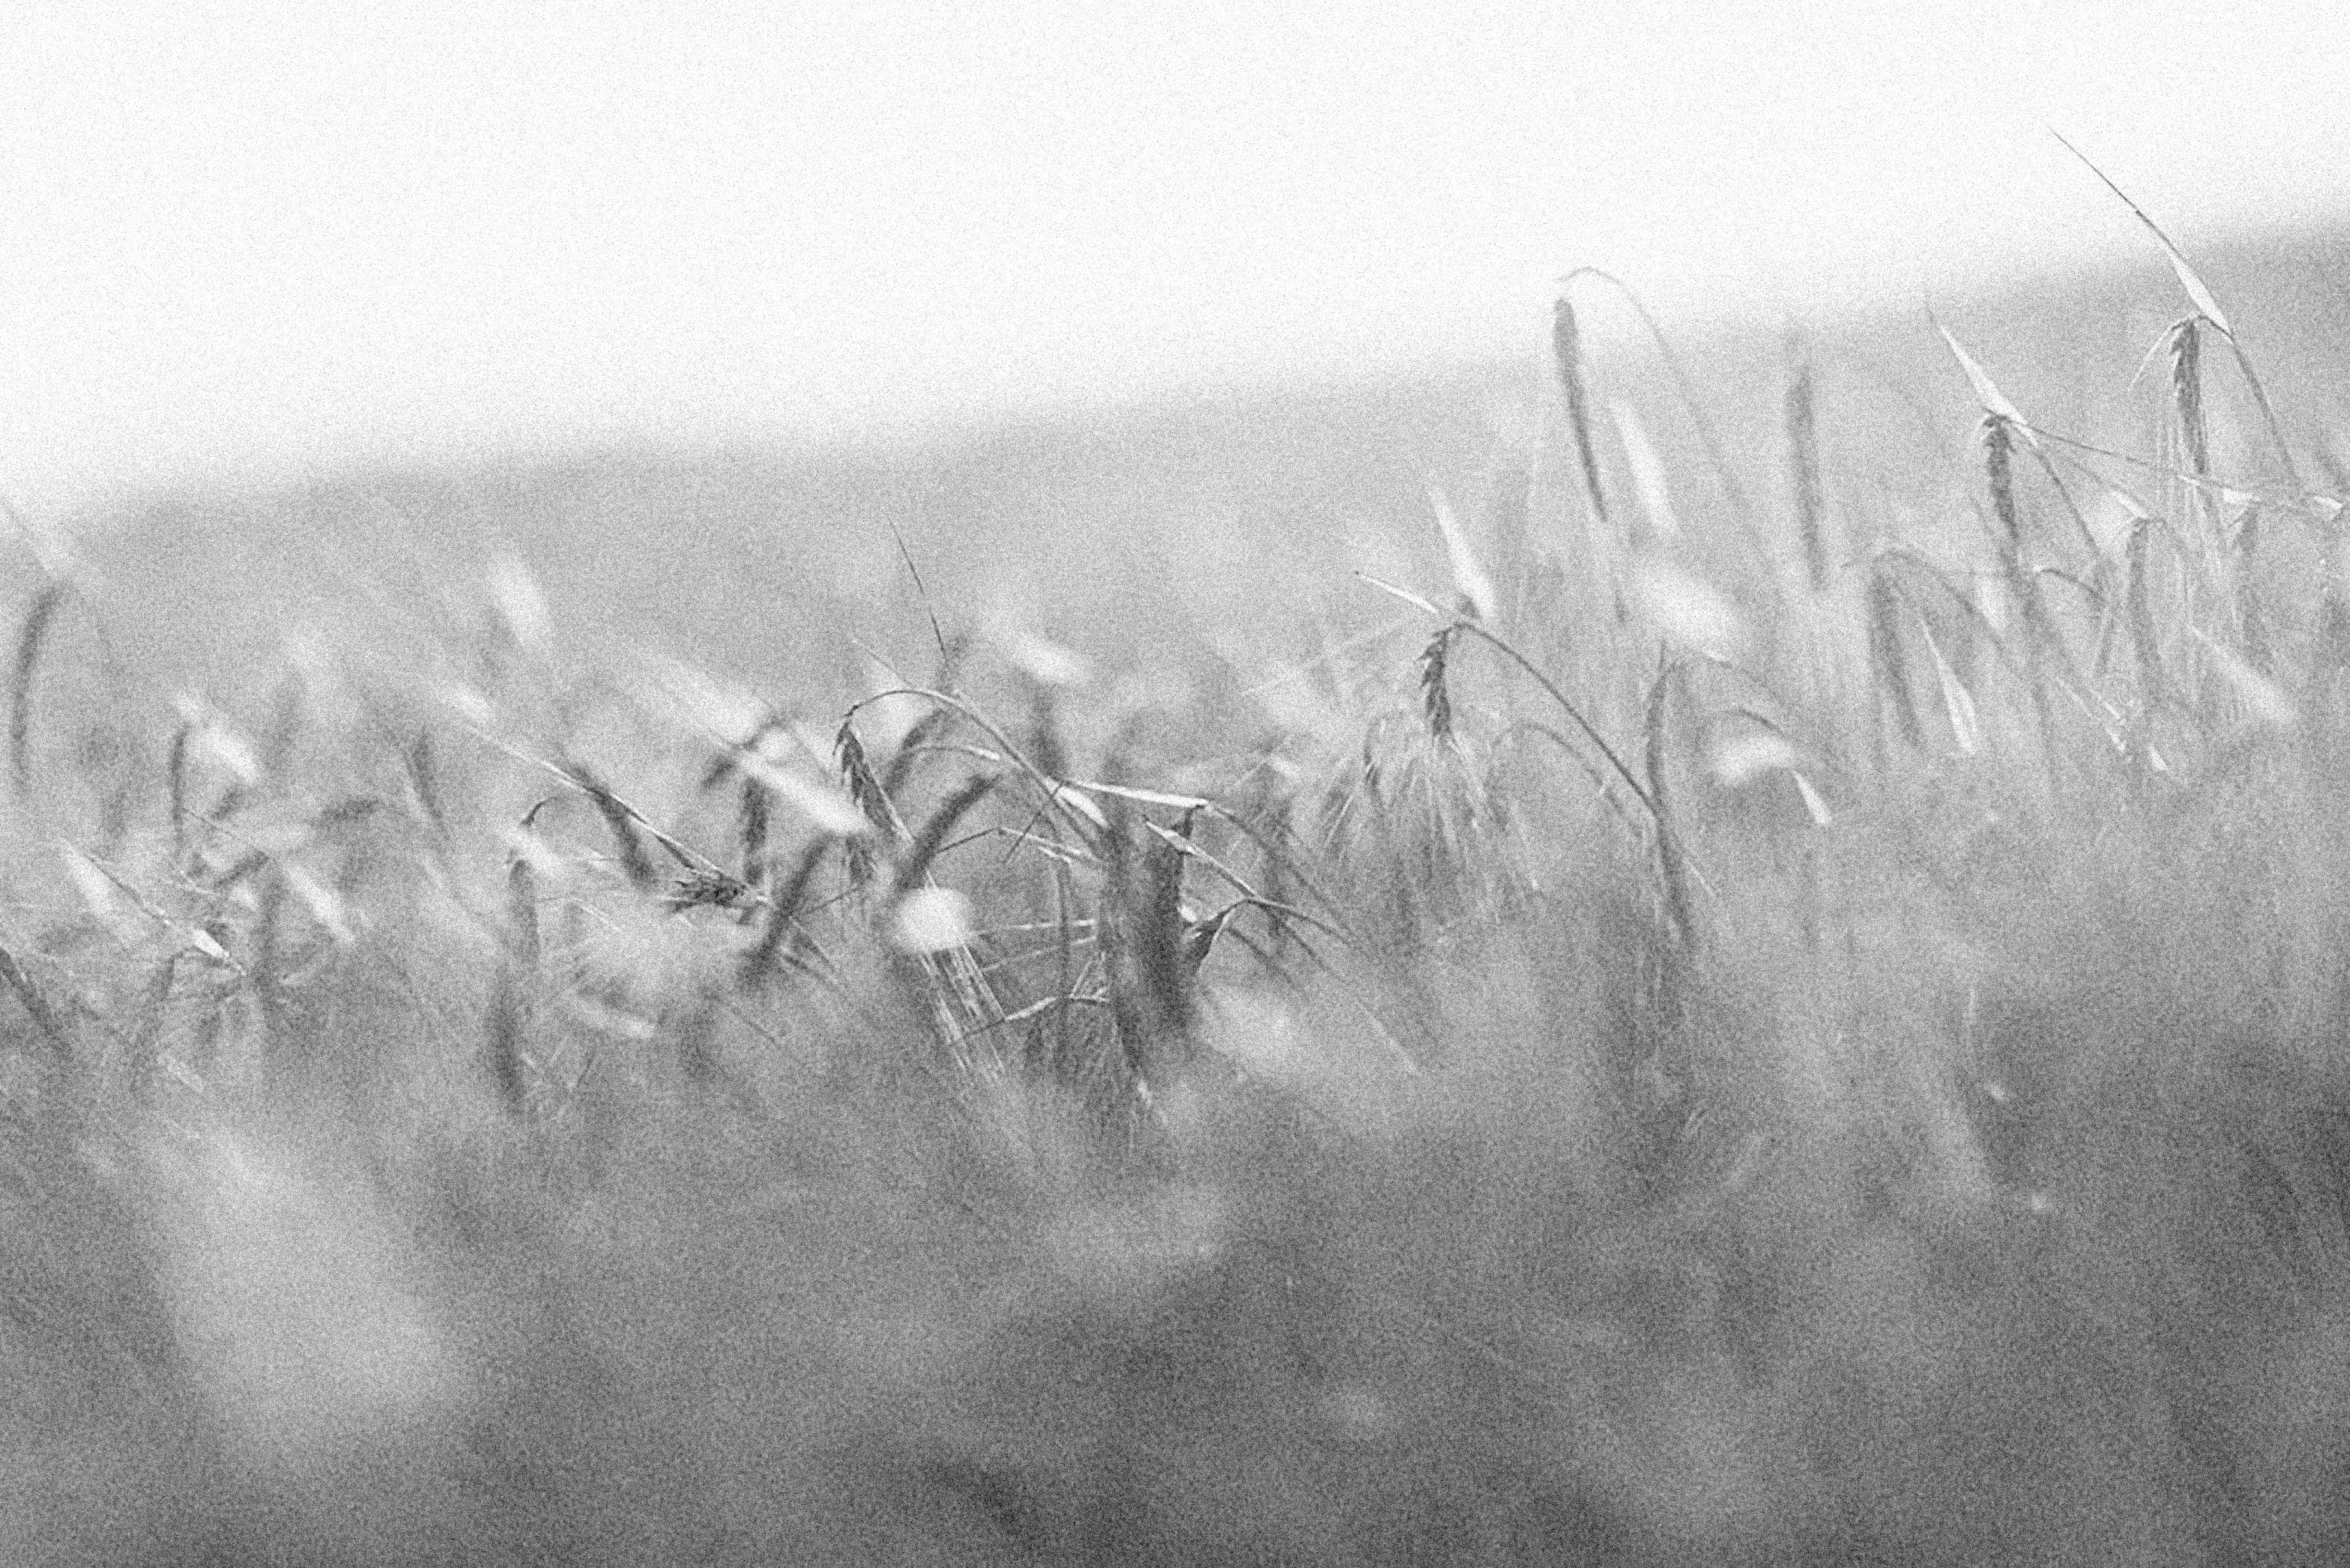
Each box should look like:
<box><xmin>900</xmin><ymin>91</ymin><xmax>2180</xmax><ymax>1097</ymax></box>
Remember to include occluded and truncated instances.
<box><xmin>1418</xmin><ymin>628</ymin><xmax>1457</xmax><ymax>744</ymax></box>
<box><xmin>1981</xmin><ymin>414</ymin><xmax>2021</xmax><ymax>554</ymax></box>
<box><xmin>1785</xmin><ymin>327</ymin><xmax>1828</xmax><ymax>593</ymax></box>
<box><xmin>2169</xmin><ymin>316</ymin><xmax>2210</xmax><ymax>479</ymax></box>
<box><xmin>1552</xmin><ymin>294</ymin><xmax>1611</xmax><ymax>534</ymax></box>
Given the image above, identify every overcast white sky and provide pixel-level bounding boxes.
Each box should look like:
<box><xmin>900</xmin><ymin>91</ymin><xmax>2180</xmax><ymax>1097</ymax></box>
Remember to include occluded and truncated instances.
<box><xmin>3</xmin><ymin>1</ymin><xmax>2345</xmax><ymax>517</ymax></box>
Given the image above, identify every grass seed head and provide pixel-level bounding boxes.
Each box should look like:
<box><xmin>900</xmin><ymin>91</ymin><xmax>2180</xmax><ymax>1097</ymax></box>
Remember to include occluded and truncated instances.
<box><xmin>1785</xmin><ymin>327</ymin><xmax>1829</xmax><ymax>593</ymax></box>
<box><xmin>1418</xmin><ymin>628</ymin><xmax>1458</xmax><ymax>744</ymax></box>
<box><xmin>1982</xmin><ymin>413</ymin><xmax>2021</xmax><ymax>553</ymax></box>
<box><xmin>740</xmin><ymin>835</ymin><xmax>831</xmax><ymax>990</ymax></box>
<box><xmin>892</xmin><ymin>773</ymin><xmax>996</xmax><ymax>896</ymax></box>
<box><xmin>1866</xmin><ymin>569</ymin><xmax>1923</xmax><ymax>751</ymax></box>
<box><xmin>9</xmin><ymin>579</ymin><xmax>65</xmax><ymax>800</ymax></box>
<box><xmin>838</xmin><ymin>717</ymin><xmax>902</xmax><ymax>885</ymax></box>
<box><xmin>2169</xmin><ymin>316</ymin><xmax>2210</xmax><ymax>479</ymax></box>
<box><xmin>737</xmin><ymin>776</ymin><xmax>770</xmax><ymax>884</ymax></box>
<box><xmin>1552</xmin><ymin>293</ymin><xmax>1611</xmax><ymax>533</ymax></box>
<box><xmin>568</xmin><ymin>764</ymin><xmax>659</xmax><ymax>892</ymax></box>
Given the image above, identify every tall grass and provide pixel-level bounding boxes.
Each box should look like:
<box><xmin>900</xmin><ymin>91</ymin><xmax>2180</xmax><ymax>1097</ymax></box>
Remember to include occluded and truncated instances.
<box><xmin>6</xmin><ymin>211</ymin><xmax>2350</xmax><ymax>1565</ymax></box>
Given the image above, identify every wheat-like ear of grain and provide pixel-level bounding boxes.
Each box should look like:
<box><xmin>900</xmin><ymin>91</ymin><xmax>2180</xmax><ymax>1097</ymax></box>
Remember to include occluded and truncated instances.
<box><xmin>1865</xmin><ymin>569</ymin><xmax>1923</xmax><ymax>753</ymax></box>
<box><xmin>836</xmin><ymin>720</ymin><xmax>893</xmax><ymax>833</ymax></box>
<box><xmin>9</xmin><ymin>579</ymin><xmax>65</xmax><ymax>800</ymax></box>
<box><xmin>1105</xmin><ymin>808</ymin><xmax>1199</xmax><ymax>1097</ymax></box>
<box><xmin>1021</xmin><ymin>683</ymin><xmax>1066</xmax><ymax>784</ymax></box>
<box><xmin>740</xmin><ymin>835</ymin><xmax>832</xmax><ymax>991</ymax></box>
<box><xmin>2168</xmin><ymin>317</ymin><xmax>2228</xmax><ymax>596</ymax></box>
<box><xmin>838</xmin><ymin>717</ymin><xmax>907</xmax><ymax>887</ymax></box>
<box><xmin>1982</xmin><ymin>414</ymin><xmax>2023</xmax><ymax>555</ymax></box>
<box><xmin>1429</xmin><ymin>483</ymin><xmax>1498</xmax><ymax>622</ymax></box>
<box><xmin>486</xmin><ymin>957</ymin><xmax>531</xmax><ymax>1117</ymax></box>
<box><xmin>1785</xmin><ymin>328</ymin><xmax>1829</xmax><ymax>593</ymax></box>
<box><xmin>2054</xmin><ymin>126</ymin><xmax>2304</xmax><ymax>495</ymax></box>
<box><xmin>566</xmin><ymin>763</ymin><xmax>659</xmax><ymax>891</ymax></box>
<box><xmin>1642</xmin><ymin>661</ymin><xmax>1695</xmax><ymax>955</ymax></box>
<box><xmin>881</xmin><ymin>707</ymin><xmax>949</xmax><ymax>797</ymax></box>
<box><xmin>891</xmin><ymin>773</ymin><xmax>995</xmax><ymax>896</ymax></box>
<box><xmin>1418</xmin><ymin>628</ymin><xmax>1457</xmax><ymax>744</ymax></box>
<box><xmin>737</xmin><ymin>775</ymin><xmax>770</xmax><ymax>888</ymax></box>
<box><xmin>1552</xmin><ymin>294</ymin><xmax>1612</xmax><ymax>537</ymax></box>
<box><xmin>2170</xmin><ymin>317</ymin><xmax>2211</xmax><ymax>482</ymax></box>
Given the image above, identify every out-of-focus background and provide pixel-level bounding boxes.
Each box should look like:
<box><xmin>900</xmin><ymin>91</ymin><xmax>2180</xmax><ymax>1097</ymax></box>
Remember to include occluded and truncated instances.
<box><xmin>3</xmin><ymin>2</ymin><xmax>2345</xmax><ymax>519</ymax></box>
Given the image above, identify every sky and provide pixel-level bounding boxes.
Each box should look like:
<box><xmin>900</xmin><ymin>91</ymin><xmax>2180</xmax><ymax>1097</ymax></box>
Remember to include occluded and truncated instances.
<box><xmin>2</xmin><ymin>1</ymin><xmax>2346</xmax><ymax>519</ymax></box>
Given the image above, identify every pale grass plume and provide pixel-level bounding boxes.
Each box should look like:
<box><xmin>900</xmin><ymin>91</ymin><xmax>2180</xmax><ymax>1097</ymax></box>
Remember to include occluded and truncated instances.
<box><xmin>485</xmin><ymin>551</ymin><xmax>553</xmax><ymax>655</ymax></box>
<box><xmin>174</xmin><ymin>694</ymin><xmax>265</xmax><ymax>785</ymax></box>
<box><xmin>1610</xmin><ymin>399</ymin><xmax>1683</xmax><ymax>546</ymax></box>
<box><xmin>1708</xmin><ymin>728</ymin><xmax>1833</xmax><ymax>828</ymax></box>
<box><xmin>2054</xmin><ymin>125</ymin><xmax>2304</xmax><ymax>492</ymax></box>
<box><xmin>1708</xmin><ymin>730</ymin><xmax>1801</xmax><ymax>790</ymax></box>
<box><xmin>2190</xmin><ymin>626</ymin><xmax>2297</xmax><ymax>731</ymax></box>
<box><xmin>1631</xmin><ymin>555</ymin><xmax>1747</xmax><ymax>666</ymax></box>
<box><xmin>59</xmin><ymin>841</ymin><xmax>136</xmax><ymax>943</ymax></box>
<box><xmin>1937</xmin><ymin>321</ymin><xmax>2040</xmax><ymax>449</ymax></box>
<box><xmin>1918</xmin><ymin>622</ymin><xmax>1982</xmax><ymax>755</ymax></box>
<box><xmin>632</xmin><ymin>651</ymin><xmax>769</xmax><ymax>750</ymax></box>
<box><xmin>998</xmin><ymin>627</ymin><xmax>1094</xmax><ymax>690</ymax></box>
<box><xmin>889</xmin><ymin>886</ymin><xmax>978</xmax><ymax>955</ymax></box>
<box><xmin>740</xmin><ymin>744</ymin><xmax>873</xmax><ymax>841</ymax></box>
<box><xmin>1427</xmin><ymin>482</ymin><xmax>1498</xmax><ymax>623</ymax></box>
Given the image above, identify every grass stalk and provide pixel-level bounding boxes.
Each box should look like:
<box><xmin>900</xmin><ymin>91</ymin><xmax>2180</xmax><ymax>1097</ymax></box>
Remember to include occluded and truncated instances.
<box><xmin>1786</xmin><ymin>327</ymin><xmax>1830</xmax><ymax>593</ymax></box>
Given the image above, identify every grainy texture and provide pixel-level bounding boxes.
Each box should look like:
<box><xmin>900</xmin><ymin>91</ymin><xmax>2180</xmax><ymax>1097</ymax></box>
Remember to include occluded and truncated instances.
<box><xmin>3</xmin><ymin>209</ymin><xmax>2348</xmax><ymax>1567</ymax></box>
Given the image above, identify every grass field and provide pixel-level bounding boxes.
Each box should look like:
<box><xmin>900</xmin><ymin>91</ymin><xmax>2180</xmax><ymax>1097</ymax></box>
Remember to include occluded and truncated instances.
<box><xmin>8</xmin><ymin>208</ymin><xmax>2350</xmax><ymax>1564</ymax></box>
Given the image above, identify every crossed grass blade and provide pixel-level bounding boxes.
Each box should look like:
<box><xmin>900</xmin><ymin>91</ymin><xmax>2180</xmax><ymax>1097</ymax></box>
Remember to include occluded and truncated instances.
<box><xmin>739</xmin><ymin>836</ymin><xmax>834</xmax><ymax>992</ymax></box>
<box><xmin>563</xmin><ymin>761</ymin><xmax>661</xmax><ymax>892</ymax></box>
<box><xmin>0</xmin><ymin>939</ymin><xmax>73</xmax><ymax>1065</ymax></box>
<box><xmin>1101</xmin><ymin>804</ymin><xmax>1201</xmax><ymax>1101</ymax></box>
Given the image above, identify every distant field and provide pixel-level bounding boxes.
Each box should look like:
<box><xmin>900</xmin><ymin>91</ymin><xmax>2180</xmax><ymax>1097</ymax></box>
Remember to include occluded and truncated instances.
<box><xmin>8</xmin><ymin>211</ymin><xmax>2350</xmax><ymax>1564</ymax></box>
<box><xmin>34</xmin><ymin>214</ymin><xmax>2350</xmax><ymax>694</ymax></box>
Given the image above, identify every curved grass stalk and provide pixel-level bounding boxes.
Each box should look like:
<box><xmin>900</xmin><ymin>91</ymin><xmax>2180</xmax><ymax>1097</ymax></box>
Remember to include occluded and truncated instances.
<box><xmin>1559</xmin><ymin>267</ymin><xmax>1768</xmax><ymax>573</ymax></box>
